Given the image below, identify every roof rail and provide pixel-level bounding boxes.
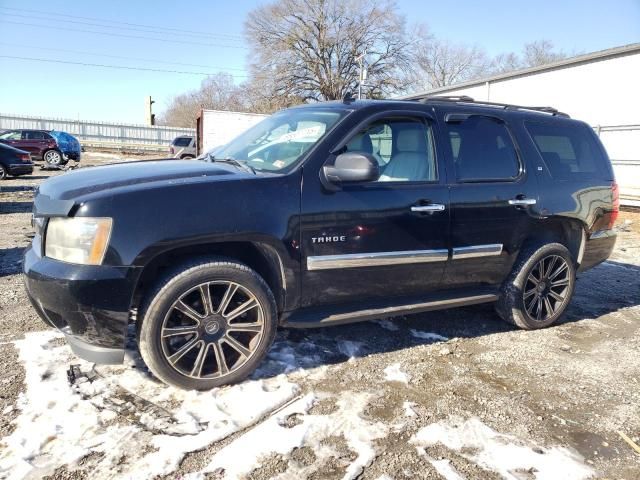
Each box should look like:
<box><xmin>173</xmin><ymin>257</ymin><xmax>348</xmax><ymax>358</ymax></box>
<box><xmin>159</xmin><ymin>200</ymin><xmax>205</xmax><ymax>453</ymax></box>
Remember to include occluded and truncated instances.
<box><xmin>419</xmin><ymin>95</ymin><xmax>570</xmax><ymax>118</ymax></box>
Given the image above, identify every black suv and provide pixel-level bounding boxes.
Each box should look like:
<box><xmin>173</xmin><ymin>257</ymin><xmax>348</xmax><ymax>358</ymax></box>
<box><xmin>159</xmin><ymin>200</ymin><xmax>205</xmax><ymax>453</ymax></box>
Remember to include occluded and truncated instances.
<box><xmin>24</xmin><ymin>97</ymin><xmax>618</xmax><ymax>390</ymax></box>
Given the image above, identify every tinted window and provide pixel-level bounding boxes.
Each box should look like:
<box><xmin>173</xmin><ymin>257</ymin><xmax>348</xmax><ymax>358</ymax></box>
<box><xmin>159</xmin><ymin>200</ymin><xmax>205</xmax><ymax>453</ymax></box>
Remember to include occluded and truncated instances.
<box><xmin>173</xmin><ymin>137</ymin><xmax>192</xmax><ymax>147</ymax></box>
<box><xmin>526</xmin><ymin>122</ymin><xmax>608</xmax><ymax>180</ymax></box>
<box><xmin>24</xmin><ymin>131</ymin><xmax>46</xmax><ymax>140</ymax></box>
<box><xmin>345</xmin><ymin>117</ymin><xmax>436</xmax><ymax>182</ymax></box>
<box><xmin>445</xmin><ymin>116</ymin><xmax>520</xmax><ymax>181</ymax></box>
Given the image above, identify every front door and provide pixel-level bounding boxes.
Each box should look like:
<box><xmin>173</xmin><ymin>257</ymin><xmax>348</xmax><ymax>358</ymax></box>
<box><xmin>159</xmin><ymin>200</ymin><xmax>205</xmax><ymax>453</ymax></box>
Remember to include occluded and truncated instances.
<box><xmin>437</xmin><ymin>110</ymin><xmax>539</xmax><ymax>287</ymax></box>
<box><xmin>300</xmin><ymin>112</ymin><xmax>450</xmax><ymax>308</ymax></box>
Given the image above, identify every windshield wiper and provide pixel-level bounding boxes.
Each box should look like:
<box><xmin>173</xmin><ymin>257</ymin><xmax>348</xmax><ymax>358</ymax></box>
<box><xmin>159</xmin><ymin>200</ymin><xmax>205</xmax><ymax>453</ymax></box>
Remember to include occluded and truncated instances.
<box><xmin>210</xmin><ymin>156</ymin><xmax>256</xmax><ymax>175</ymax></box>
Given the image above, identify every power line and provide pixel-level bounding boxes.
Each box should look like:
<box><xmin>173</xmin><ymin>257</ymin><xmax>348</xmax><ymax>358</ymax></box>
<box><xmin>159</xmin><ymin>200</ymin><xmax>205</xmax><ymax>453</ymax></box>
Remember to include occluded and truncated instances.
<box><xmin>0</xmin><ymin>6</ymin><xmax>244</xmax><ymax>40</ymax></box>
<box><xmin>1</xmin><ymin>21</ymin><xmax>248</xmax><ymax>49</ymax></box>
<box><xmin>0</xmin><ymin>55</ymin><xmax>250</xmax><ymax>77</ymax></box>
<box><xmin>0</xmin><ymin>42</ymin><xmax>247</xmax><ymax>72</ymax></box>
<box><xmin>1</xmin><ymin>12</ymin><xmax>245</xmax><ymax>43</ymax></box>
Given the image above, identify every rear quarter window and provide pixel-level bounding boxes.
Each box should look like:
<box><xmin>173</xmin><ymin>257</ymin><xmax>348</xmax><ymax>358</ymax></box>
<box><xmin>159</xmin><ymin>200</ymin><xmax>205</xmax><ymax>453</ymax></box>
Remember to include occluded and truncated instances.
<box><xmin>525</xmin><ymin>121</ymin><xmax>611</xmax><ymax>181</ymax></box>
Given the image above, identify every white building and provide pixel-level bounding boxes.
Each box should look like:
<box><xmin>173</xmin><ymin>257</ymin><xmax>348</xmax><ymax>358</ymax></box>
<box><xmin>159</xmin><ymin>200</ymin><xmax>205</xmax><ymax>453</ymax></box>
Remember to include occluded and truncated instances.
<box><xmin>401</xmin><ymin>43</ymin><xmax>640</xmax><ymax>205</ymax></box>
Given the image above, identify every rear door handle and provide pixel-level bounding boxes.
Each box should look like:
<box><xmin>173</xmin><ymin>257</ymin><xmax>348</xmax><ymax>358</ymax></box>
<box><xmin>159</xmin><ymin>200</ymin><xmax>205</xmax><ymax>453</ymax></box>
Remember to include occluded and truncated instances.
<box><xmin>508</xmin><ymin>198</ymin><xmax>536</xmax><ymax>206</ymax></box>
<box><xmin>411</xmin><ymin>204</ymin><xmax>445</xmax><ymax>212</ymax></box>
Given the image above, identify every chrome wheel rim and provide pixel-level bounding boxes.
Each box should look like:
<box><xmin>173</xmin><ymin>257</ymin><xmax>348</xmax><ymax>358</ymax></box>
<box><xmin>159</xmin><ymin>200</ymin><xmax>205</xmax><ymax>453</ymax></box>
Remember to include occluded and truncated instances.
<box><xmin>160</xmin><ymin>281</ymin><xmax>264</xmax><ymax>379</ymax></box>
<box><xmin>523</xmin><ymin>255</ymin><xmax>571</xmax><ymax>322</ymax></box>
<box><xmin>45</xmin><ymin>151</ymin><xmax>61</xmax><ymax>165</ymax></box>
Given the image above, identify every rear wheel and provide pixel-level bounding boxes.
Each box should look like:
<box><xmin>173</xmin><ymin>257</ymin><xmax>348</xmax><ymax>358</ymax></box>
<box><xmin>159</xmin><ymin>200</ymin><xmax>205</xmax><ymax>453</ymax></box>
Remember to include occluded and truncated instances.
<box><xmin>496</xmin><ymin>243</ymin><xmax>575</xmax><ymax>329</ymax></box>
<box><xmin>43</xmin><ymin>149</ymin><xmax>65</xmax><ymax>166</ymax></box>
<box><xmin>0</xmin><ymin>165</ymin><xmax>7</xmax><ymax>180</ymax></box>
<box><xmin>138</xmin><ymin>258</ymin><xmax>277</xmax><ymax>390</ymax></box>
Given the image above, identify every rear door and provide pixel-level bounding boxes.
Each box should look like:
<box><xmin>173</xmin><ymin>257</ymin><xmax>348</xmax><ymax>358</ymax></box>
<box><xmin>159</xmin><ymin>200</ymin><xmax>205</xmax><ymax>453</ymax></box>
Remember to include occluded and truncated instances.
<box><xmin>438</xmin><ymin>110</ymin><xmax>539</xmax><ymax>287</ymax></box>
<box><xmin>300</xmin><ymin>111</ymin><xmax>450</xmax><ymax>308</ymax></box>
<box><xmin>20</xmin><ymin>131</ymin><xmax>49</xmax><ymax>156</ymax></box>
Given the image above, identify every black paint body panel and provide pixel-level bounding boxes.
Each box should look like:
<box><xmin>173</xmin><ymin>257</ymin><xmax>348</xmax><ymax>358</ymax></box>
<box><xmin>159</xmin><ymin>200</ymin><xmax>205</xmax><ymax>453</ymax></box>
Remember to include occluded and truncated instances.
<box><xmin>22</xmin><ymin>100</ymin><xmax>617</xmax><ymax>363</ymax></box>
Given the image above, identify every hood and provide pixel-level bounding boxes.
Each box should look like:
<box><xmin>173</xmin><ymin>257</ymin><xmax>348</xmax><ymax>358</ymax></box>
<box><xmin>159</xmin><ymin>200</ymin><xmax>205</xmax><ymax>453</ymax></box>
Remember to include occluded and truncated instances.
<box><xmin>37</xmin><ymin>160</ymin><xmax>247</xmax><ymax>202</ymax></box>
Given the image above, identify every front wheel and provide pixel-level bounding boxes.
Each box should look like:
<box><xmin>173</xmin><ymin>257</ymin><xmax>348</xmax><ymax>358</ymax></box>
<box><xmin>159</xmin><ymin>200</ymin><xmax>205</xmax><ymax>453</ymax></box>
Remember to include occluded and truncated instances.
<box><xmin>496</xmin><ymin>243</ymin><xmax>576</xmax><ymax>329</ymax></box>
<box><xmin>138</xmin><ymin>258</ymin><xmax>277</xmax><ymax>390</ymax></box>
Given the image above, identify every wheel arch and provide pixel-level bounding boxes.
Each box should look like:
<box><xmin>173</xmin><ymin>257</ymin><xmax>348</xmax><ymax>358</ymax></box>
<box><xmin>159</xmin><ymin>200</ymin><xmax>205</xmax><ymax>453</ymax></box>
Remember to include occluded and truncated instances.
<box><xmin>131</xmin><ymin>241</ymin><xmax>287</xmax><ymax>319</ymax></box>
<box><xmin>525</xmin><ymin>216</ymin><xmax>586</xmax><ymax>265</ymax></box>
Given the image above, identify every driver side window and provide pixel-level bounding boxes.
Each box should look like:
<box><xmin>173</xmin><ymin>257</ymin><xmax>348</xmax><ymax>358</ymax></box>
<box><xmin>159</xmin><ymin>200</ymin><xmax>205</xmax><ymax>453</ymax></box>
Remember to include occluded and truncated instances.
<box><xmin>345</xmin><ymin>117</ymin><xmax>437</xmax><ymax>182</ymax></box>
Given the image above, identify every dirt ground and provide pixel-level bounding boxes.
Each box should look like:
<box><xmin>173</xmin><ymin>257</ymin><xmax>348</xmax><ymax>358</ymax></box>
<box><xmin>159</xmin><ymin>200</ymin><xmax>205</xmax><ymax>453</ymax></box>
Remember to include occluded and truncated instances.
<box><xmin>0</xmin><ymin>154</ymin><xmax>639</xmax><ymax>479</ymax></box>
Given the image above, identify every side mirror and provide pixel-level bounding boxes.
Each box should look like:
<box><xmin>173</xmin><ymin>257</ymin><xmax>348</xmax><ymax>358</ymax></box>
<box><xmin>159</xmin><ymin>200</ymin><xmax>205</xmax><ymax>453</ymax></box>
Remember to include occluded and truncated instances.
<box><xmin>322</xmin><ymin>152</ymin><xmax>380</xmax><ymax>189</ymax></box>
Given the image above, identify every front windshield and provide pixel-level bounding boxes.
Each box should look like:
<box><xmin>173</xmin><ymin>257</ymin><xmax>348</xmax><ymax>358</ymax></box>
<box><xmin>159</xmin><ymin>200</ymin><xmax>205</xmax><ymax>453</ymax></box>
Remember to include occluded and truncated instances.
<box><xmin>205</xmin><ymin>108</ymin><xmax>346</xmax><ymax>172</ymax></box>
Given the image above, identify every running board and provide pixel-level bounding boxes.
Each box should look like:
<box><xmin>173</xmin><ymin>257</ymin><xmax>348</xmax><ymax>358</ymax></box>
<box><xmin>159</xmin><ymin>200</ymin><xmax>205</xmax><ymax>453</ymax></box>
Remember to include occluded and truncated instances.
<box><xmin>282</xmin><ymin>290</ymin><xmax>498</xmax><ymax>328</ymax></box>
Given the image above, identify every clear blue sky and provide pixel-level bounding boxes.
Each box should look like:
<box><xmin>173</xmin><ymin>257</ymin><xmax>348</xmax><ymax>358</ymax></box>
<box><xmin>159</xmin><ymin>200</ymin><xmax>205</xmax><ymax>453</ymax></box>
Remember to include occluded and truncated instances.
<box><xmin>0</xmin><ymin>0</ymin><xmax>638</xmax><ymax>124</ymax></box>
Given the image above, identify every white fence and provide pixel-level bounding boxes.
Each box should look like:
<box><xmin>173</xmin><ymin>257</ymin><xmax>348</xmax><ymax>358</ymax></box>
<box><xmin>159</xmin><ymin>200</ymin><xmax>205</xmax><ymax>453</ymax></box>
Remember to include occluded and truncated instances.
<box><xmin>596</xmin><ymin>125</ymin><xmax>640</xmax><ymax>206</ymax></box>
<box><xmin>0</xmin><ymin>113</ymin><xmax>195</xmax><ymax>151</ymax></box>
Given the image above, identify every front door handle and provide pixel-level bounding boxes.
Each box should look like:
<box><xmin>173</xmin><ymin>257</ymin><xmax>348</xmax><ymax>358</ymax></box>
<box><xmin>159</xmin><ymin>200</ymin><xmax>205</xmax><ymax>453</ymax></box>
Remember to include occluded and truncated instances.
<box><xmin>508</xmin><ymin>198</ymin><xmax>536</xmax><ymax>206</ymax></box>
<box><xmin>411</xmin><ymin>204</ymin><xmax>445</xmax><ymax>212</ymax></box>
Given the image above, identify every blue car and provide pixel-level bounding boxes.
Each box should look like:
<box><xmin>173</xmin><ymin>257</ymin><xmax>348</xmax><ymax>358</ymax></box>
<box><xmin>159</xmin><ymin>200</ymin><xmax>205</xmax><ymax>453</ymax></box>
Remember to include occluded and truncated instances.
<box><xmin>0</xmin><ymin>129</ymin><xmax>82</xmax><ymax>166</ymax></box>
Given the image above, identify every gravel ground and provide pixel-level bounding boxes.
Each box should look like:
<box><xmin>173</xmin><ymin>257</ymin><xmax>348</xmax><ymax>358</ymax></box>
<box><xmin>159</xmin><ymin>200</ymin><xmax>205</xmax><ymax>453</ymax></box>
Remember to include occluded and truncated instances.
<box><xmin>0</xmin><ymin>154</ymin><xmax>639</xmax><ymax>479</ymax></box>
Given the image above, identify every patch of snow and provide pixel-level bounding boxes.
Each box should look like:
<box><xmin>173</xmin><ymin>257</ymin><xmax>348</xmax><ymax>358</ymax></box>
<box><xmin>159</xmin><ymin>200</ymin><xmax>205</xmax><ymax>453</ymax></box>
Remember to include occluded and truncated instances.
<box><xmin>337</xmin><ymin>339</ymin><xmax>365</xmax><ymax>360</ymax></box>
<box><xmin>411</xmin><ymin>417</ymin><xmax>594</xmax><ymax>480</ymax></box>
<box><xmin>0</xmin><ymin>331</ymin><xmax>298</xmax><ymax>479</ymax></box>
<box><xmin>409</xmin><ymin>329</ymin><xmax>448</xmax><ymax>342</ymax></box>
<box><xmin>190</xmin><ymin>392</ymin><xmax>387</xmax><ymax>480</ymax></box>
<box><xmin>383</xmin><ymin>363</ymin><xmax>410</xmax><ymax>384</ymax></box>
<box><xmin>374</xmin><ymin>319</ymin><xmax>399</xmax><ymax>331</ymax></box>
<box><xmin>403</xmin><ymin>401</ymin><xmax>417</xmax><ymax>417</ymax></box>
<box><xmin>426</xmin><ymin>457</ymin><xmax>465</xmax><ymax>480</ymax></box>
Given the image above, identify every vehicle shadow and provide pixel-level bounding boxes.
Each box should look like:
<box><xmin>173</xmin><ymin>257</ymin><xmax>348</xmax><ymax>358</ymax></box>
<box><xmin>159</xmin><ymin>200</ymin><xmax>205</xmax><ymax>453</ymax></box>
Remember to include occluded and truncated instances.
<box><xmin>251</xmin><ymin>259</ymin><xmax>640</xmax><ymax>381</ymax></box>
<box><xmin>0</xmin><ymin>202</ymin><xmax>33</xmax><ymax>214</ymax></box>
<box><xmin>0</xmin><ymin>247</ymin><xmax>25</xmax><ymax>277</ymax></box>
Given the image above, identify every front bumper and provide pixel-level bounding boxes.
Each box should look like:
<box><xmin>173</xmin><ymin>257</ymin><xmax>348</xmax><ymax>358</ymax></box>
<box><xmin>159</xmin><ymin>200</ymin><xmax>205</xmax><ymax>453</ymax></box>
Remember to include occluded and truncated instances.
<box><xmin>8</xmin><ymin>163</ymin><xmax>34</xmax><ymax>175</ymax></box>
<box><xmin>23</xmin><ymin>245</ymin><xmax>139</xmax><ymax>364</ymax></box>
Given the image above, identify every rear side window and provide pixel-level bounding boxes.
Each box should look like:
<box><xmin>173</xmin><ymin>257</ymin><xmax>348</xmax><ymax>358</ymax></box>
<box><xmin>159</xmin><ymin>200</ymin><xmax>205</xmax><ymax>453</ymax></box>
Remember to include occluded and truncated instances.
<box><xmin>525</xmin><ymin>122</ymin><xmax>609</xmax><ymax>180</ymax></box>
<box><xmin>173</xmin><ymin>137</ymin><xmax>192</xmax><ymax>147</ymax></box>
<box><xmin>445</xmin><ymin>116</ymin><xmax>520</xmax><ymax>182</ymax></box>
<box><xmin>24</xmin><ymin>131</ymin><xmax>46</xmax><ymax>140</ymax></box>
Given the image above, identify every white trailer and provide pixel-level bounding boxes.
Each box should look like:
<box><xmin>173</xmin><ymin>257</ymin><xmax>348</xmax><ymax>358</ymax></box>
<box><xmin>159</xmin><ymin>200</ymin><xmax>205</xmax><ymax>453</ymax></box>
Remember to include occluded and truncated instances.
<box><xmin>196</xmin><ymin>109</ymin><xmax>267</xmax><ymax>155</ymax></box>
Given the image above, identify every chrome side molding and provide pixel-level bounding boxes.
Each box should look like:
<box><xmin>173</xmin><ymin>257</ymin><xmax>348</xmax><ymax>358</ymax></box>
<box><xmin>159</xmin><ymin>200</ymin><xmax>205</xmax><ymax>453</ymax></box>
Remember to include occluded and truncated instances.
<box><xmin>452</xmin><ymin>243</ymin><xmax>503</xmax><ymax>260</ymax></box>
<box><xmin>307</xmin><ymin>249</ymin><xmax>448</xmax><ymax>271</ymax></box>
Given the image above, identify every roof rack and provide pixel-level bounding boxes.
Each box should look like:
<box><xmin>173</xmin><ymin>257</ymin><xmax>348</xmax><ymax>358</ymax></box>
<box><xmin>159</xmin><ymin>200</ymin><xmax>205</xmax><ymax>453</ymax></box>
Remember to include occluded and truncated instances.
<box><xmin>419</xmin><ymin>95</ymin><xmax>570</xmax><ymax>118</ymax></box>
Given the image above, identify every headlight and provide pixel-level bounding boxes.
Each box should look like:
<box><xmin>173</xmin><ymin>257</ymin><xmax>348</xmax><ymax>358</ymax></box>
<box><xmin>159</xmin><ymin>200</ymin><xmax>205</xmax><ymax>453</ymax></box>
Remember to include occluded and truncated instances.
<box><xmin>45</xmin><ymin>217</ymin><xmax>113</xmax><ymax>265</ymax></box>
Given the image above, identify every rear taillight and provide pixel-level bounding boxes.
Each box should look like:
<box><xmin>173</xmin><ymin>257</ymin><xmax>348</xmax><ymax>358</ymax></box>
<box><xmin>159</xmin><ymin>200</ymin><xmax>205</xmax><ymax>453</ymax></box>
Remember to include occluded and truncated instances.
<box><xmin>608</xmin><ymin>181</ymin><xmax>619</xmax><ymax>229</ymax></box>
<box><xmin>170</xmin><ymin>146</ymin><xmax>175</xmax><ymax>154</ymax></box>
<box><xmin>18</xmin><ymin>153</ymin><xmax>31</xmax><ymax>163</ymax></box>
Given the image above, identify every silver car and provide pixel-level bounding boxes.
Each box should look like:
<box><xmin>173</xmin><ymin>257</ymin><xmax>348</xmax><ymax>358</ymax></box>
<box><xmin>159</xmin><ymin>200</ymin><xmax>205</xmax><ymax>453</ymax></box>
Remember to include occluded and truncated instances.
<box><xmin>169</xmin><ymin>136</ymin><xmax>196</xmax><ymax>159</ymax></box>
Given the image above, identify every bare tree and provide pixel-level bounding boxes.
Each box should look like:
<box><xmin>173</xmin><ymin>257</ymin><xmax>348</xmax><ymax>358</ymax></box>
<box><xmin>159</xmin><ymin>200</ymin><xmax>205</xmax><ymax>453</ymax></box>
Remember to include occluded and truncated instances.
<box><xmin>408</xmin><ymin>29</ymin><xmax>490</xmax><ymax>91</ymax></box>
<box><xmin>522</xmin><ymin>40</ymin><xmax>566</xmax><ymax>67</ymax></box>
<box><xmin>244</xmin><ymin>0</ymin><xmax>413</xmax><ymax>101</ymax></box>
<box><xmin>490</xmin><ymin>40</ymin><xmax>567</xmax><ymax>75</ymax></box>
<box><xmin>158</xmin><ymin>73</ymin><xmax>248</xmax><ymax>127</ymax></box>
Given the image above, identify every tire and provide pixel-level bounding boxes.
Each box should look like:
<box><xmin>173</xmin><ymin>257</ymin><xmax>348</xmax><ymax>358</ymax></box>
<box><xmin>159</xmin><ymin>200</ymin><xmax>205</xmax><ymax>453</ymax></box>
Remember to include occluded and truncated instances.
<box><xmin>496</xmin><ymin>242</ymin><xmax>576</xmax><ymax>330</ymax></box>
<box><xmin>0</xmin><ymin>165</ymin><xmax>7</xmax><ymax>180</ymax></box>
<box><xmin>137</xmin><ymin>257</ymin><xmax>277</xmax><ymax>390</ymax></box>
<box><xmin>181</xmin><ymin>155</ymin><xmax>195</xmax><ymax>159</ymax></box>
<box><xmin>43</xmin><ymin>149</ymin><xmax>65</xmax><ymax>166</ymax></box>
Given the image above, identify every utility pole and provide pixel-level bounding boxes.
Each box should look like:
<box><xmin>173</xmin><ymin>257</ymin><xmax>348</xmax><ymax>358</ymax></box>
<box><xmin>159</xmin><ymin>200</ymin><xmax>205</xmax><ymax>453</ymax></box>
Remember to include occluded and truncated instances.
<box><xmin>356</xmin><ymin>50</ymin><xmax>367</xmax><ymax>100</ymax></box>
<box><xmin>145</xmin><ymin>96</ymin><xmax>156</xmax><ymax>126</ymax></box>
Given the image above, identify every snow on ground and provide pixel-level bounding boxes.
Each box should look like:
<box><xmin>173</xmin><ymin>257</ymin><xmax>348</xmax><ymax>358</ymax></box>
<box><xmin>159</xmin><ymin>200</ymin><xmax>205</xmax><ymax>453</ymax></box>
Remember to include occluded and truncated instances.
<box><xmin>383</xmin><ymin>363</ymin><xmax>410</xmax><ymax>384</ymax></box>
<box><xmin>409</xmin><ymin>329</ymin><xmax>449</xmax><ymax>342</ymax></box>
<box><xmin>0</xmin><ymin>331</ymin><xmax>298</xmax><ymax>479</ymax></box>
<box><xmin>0</xmin><ymin>327</ymin><xmax>601</xmax><ymax>479</ymax></box>
<box><xmin>373</xmin><ymin>319</ymin><xmax>400</xmax><ymax>331</ymax></box>
<box><xmin>191</xmin><ymin>392</ymin><xmax>387</xmax><ymax>480</ymax></box>
<box><xmin>411</xmin><ymin>417</ymin><xmax>595</xmax><ymax>480</ymax></box>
